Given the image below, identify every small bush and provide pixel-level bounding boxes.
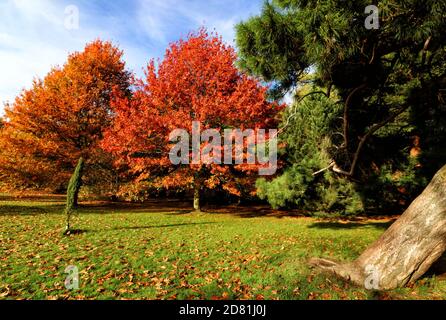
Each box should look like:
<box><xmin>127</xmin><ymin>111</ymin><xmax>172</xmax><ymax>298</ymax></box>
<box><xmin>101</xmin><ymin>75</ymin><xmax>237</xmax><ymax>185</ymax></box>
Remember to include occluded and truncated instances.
<box><xmin>64</xmin><ymin>157</ymin><xmax>84</xmax><ymax>233</ymax></box>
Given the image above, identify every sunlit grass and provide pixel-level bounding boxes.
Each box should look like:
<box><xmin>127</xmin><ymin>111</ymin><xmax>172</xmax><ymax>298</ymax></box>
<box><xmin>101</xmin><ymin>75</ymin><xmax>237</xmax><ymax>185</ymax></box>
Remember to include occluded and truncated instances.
<box><xmin>1</xmin><ymin>197</ymin><xmax>445</xmax><ymax>300</ymax></box>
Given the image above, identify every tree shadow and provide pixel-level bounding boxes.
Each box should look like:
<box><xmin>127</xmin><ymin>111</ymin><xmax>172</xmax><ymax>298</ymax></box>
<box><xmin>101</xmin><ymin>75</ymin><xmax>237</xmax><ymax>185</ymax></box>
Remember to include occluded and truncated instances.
<box><xmin>80</xmin><ymin>200</ymin><xmax>306</xmax><ymax>218</ymax></box>
<box><xmin>0</xmin><ymin>196</ymin><xmax>398</xmax><ymax>225</ymax></box>
<box><xmin>202</xmin><ymin>204</ymin><xmax>306</xmax><ymax>219</ymax></box>
<box><xmin>78</xmin><ymin>200</ymin><xmax>194</xmax><ymax>215</ymax></box>
<box><xmin>0</xmin><ymin>204</ymin><xmax>64</xmax><ymax>216</ymax></box>
<box><xmin>0</xmin><ymin>194</ymin><xmax>65</xmax><ymax>202</ymax></box>
<box><xmin>87</xmin><ymin>222</ymin><xmax>217</xmax><ymax>233</ymax></box>
<box><xmin>163</xmin><ymin>209</ymin><xmax>197</xmax><ymax>216</ymax></box>
<box><xmin>64</xmin><ymin>229</ymin><xmax>88</xmax><ymax>236</ymax></box>
<box><xmin>424</xmin><ymin>253</ymin><xmax>446</xmax><ymax>279</ymax></box>
<box><xmin>307</xmin><ymin>219</ymin><xmax>396</xmax><ymax>230</ymax></box>
<box><xmin>0</xmin><ymin>198</ymin><xmax>218</xmax><ymax>217</ymax></box>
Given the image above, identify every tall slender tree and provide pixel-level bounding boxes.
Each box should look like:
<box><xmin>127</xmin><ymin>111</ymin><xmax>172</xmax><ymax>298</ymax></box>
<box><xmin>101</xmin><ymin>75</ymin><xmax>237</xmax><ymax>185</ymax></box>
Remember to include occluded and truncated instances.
<box><xmin>64</xmin><ymin>157</ymin><xmax>84</xmax><ymax>235</ymax></box>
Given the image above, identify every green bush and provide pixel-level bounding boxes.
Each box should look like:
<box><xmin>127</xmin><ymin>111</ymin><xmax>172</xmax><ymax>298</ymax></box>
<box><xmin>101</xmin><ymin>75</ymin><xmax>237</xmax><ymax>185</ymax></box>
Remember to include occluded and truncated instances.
<box><xmin>257</xmin><ymin>91</ymin><xmax>364</xmax><ymax>216</ymax></box>
<box><xmin>256</xmin><ymin>84</ymin><xmax>443</xmax><ymax>216</ymax></box>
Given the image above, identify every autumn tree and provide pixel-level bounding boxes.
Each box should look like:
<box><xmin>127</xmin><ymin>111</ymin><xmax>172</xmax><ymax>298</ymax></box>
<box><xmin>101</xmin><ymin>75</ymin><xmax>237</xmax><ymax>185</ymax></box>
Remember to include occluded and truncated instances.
<box><xmin>0</xmin><ymin>40</ymin><xmax>131</xmax><ymax>192</ymax></box>
<box><xmin>103</xmin><ymin>30</ymin><xmax>282</xmax><ymax>211</ymax></box>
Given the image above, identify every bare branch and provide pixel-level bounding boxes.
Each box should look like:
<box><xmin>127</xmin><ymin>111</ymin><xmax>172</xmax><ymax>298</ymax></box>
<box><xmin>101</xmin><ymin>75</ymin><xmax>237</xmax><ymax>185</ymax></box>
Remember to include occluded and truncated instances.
<box><xmin>314</xmin><ymin>105</ymin><xmax>411</xmax><ymax>178</ymax></box>
<box><xmin>343</xmin><ymin>84</ymin><xmax>367</xmax><ymax>151</ymax></box>
<box><xmin>421</xmin><ymin>36</ymin><xmax>432</xmax><ymax>65</ymax></box>
<box><xmin>312</xmin><ymin>161</ymin><xmax>335</xmax><ymax>176</ymax></box>
<box><xmin>347</xmin><ymin>105</ymin><xmax>410</xmax><ymax>176</ymax></box>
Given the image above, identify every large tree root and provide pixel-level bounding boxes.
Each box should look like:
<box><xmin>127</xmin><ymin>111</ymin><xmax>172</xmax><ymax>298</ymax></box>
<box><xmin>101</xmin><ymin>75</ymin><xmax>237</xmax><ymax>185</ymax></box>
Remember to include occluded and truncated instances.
<box><xmin>309</xmin><ymin>165</ymin><xmax>446</xmax><ymax>290</ymax></box>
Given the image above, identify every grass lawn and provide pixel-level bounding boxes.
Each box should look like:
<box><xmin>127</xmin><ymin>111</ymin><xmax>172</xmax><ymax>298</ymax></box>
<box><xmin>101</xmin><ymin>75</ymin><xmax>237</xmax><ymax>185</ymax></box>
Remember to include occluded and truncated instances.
<box><xmin>1</xmin><ymin>195</ymin><xmax>445</xmax><ymax>300</ymax></box>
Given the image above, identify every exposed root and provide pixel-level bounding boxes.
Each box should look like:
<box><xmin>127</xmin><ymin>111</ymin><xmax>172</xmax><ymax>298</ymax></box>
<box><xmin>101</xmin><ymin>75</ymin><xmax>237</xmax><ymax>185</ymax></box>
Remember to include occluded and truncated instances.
<box><xmin>308</xmin><ymin>258</ymin><xmax>364</xmax><ymax>286</ymax></box>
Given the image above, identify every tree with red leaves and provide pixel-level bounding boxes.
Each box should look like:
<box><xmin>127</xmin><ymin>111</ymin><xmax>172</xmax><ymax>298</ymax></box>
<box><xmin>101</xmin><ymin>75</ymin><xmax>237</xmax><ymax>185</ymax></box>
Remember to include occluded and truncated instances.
<box><xmin>103</xmin><ymin>30</ymin><xmax>283</xmax><ymax>210</ymax></box>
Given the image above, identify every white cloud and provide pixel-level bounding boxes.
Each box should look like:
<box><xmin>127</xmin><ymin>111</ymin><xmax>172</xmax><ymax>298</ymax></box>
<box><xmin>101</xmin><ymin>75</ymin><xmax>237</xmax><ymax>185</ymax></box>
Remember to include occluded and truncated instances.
<box><xmin>134</xmin><ymin>0</ymin><xmax>258</xmax><ymax>46</ymax></box>
<box><xmin>0</xmin><ymin>0</ymin><xmax>263</xmax><ymax>115</ymax></box>
<box><xmin>0</xmin><ymin>0</ymin><xmax>111</xmax><ymax>113</ymax></box>
<box><xmin>136</xmin><ymin>0</ymin><xmax>172</xmax><ymax>44</ymax></box>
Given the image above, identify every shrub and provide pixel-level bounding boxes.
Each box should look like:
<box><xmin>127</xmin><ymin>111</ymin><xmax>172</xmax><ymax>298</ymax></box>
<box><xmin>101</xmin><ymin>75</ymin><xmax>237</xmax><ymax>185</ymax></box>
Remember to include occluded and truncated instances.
<box><xmin>64</xmin><ymin>158</ymin><xmax>84</xmax><ymax>234</ymax></box>
<box><xmin>257</xmin><ymin>90</ymin><xmax>364</xmax><ymax>216</ymax></box>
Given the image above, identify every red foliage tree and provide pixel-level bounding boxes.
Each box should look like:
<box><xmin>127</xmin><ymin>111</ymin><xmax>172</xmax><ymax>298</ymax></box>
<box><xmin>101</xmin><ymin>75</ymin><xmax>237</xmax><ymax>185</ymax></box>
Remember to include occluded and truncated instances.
<box><xmin>103</xmin><ymin>30</ymin><xmax>283</xmax><ymax>209</ymax></box>
<box><xmin>0</xmin><ymin>40</ymin><xmax>131</xmax><ymax>191</ymax></box>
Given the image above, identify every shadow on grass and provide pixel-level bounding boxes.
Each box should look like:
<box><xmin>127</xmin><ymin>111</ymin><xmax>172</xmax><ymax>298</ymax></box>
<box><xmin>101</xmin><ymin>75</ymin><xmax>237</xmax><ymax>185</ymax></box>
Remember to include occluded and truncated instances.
<box><xmin>0</xmin><ymin>199</ymin><xmax>193</xmax><ymax>216</ymax></box>
<box><xmin>0</xmin><ymin>194</ymin><xmax>307</xmax><ymax>218</ymax></box>
<box><xmin>85</xmin><ymin>222</ymin><xmax>217</xmax><ymax>234</ymax></box>
<box><xmin>0</xmin><ymin>197</ymin><xmax>398</xmax><ymax>226</ymax></box>
<box><xmin>0</xmin><ymin>204</ymin><xmax>64</xmax><ymax>216</ymax></box>
<box><xmin>0</xmin><ymin>194</ymin><xmax>65</xmax><ymax>202</ymax></box>
<box><xmin>0</xmin><ymin>201</ymin><xmax>301</xmax><ymax>219</ymax></box>
<box><xmin>308</xmin><ymin>220</ymin><xmax>396</xmax><ymax>230</ymax></box>
<box><xmin>202</xmin><ymin>205</ymin><xmax>305</xmax><ymax>219</ymax></box>
<box><xmin>165</xmin><ymin>210</ymin><xmax>197</xmax><ymax>215</ymax></box>
<box><xmin>78</xmin><ymin>200</ymin><xmax>194</xmax><ymax>215</ymax></box>
<box><xmin>424</xmin><ymin>253</ymin><xmax>446</xmax><ymax>279</ymax></box>
<box><xmin>64</xmin><ymin>229</ymin><xmax>88</xmax><ymax>236</ymax></box>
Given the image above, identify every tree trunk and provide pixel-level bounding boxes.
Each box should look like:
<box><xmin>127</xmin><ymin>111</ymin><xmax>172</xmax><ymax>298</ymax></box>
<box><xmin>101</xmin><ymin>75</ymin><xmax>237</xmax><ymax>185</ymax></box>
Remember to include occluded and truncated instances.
<box><xmin>193</xmin><ymin>177</ymin><xmax>201</xmax><ymax>212</ymax></box>
<box><xmin>309</xmin><ymin>164</ymin><xmax>446</xmax><ymax>290</ymax></box>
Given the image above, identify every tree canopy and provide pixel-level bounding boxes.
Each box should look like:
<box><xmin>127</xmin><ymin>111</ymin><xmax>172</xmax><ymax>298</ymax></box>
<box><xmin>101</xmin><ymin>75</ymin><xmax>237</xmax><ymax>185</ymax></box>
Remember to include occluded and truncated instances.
<box><xmin>237</xmin><ymin>0</ymin><xmax>446</xmax><ymax>214</ymax></box>
<box><xmin>102</xmin><ymin>30</ymin><xmax>283</xmax><ymax>206</ymax></box>
<box><xmin>0</xmin><ymin>40</ymin><xmax>131</xmax><ymax>191</ymax></box>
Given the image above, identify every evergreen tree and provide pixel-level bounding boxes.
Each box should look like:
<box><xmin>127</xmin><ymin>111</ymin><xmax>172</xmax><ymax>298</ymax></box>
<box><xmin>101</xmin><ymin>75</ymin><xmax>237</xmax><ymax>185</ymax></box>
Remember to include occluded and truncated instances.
<box><xmin>257</xmin><ymin>87</ymin><xmax>364</xmax><ymax>215</ymax></box>
<box><xmin>64</xmin><ymin>157</ymin><xmax>84</xmax><ymax>235</ymax></box>
<box><xmin>237</xmin><ymin>0</ymin><xmax>446</xmax><ymax>214</ymax></box>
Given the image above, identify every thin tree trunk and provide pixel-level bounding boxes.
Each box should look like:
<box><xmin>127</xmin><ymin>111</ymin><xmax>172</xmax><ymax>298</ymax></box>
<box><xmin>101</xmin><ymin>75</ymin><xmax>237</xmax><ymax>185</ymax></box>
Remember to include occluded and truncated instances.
<box><xmin>310</xmin><ymin>164</ymin><xmax>446</xmax><ymax>290</ymax></box>
<box><xmin>193</xmin><ymin>176</ymin><xmax>201</xmax><ymax>212</ymax></box>
<box><xmin>343</xmin><ymin>84</ymin><xmax>367</xmax><ymax>152</ymax></box>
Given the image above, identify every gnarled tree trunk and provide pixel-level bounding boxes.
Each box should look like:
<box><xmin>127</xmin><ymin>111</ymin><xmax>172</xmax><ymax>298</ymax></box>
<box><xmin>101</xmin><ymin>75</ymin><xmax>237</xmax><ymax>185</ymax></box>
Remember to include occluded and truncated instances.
<box><xmin>310</xmin><ymin>164</ymin><xmax>446</xmax><ymax>290</ymax></box>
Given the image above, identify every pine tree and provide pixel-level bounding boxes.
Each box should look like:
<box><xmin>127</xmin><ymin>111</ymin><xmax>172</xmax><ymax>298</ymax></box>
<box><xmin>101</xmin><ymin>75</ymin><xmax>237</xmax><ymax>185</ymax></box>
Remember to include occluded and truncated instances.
<box><xmin>236</xmin><ymin>0</ymin><xmax>446</xmax><ymax>288</ymax></box>
<box><xmin>237</xmin><ymin>0</ymin><xmax>446</xmax><ymax>213</ymax></box>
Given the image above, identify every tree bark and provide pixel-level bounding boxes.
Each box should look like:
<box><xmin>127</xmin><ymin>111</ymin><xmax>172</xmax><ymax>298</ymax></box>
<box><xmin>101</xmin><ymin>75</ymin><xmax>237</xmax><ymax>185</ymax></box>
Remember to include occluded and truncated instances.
<box><xmin>343</xmin><ymin>84</ymin><xmax>367</xmax><ymax>152</ymax></box>
<box><xmin>309</xmin><ymin>164</ymin><xmax>446</xmax><ymax>290</ymax></box>
<box><xmin>193</xmin><ymin>176</ymin><xmax>201</xmax><ymax>212</ymax></box>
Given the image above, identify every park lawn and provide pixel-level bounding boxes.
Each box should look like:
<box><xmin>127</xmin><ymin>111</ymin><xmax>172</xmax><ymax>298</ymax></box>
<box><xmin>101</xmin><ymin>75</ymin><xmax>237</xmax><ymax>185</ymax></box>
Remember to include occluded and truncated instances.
<box><xmin>1</xmin><ymin>196</ymin><xmax>445</xmax><ymax>300</ymax></box>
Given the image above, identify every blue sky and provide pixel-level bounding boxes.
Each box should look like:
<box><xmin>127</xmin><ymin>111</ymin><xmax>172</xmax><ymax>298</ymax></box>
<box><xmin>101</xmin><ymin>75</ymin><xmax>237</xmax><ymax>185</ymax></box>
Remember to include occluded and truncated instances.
<box><xmin>0</xmin><ymin>0</ymin><xmax>264</xmax><ymax>114</ymax></box>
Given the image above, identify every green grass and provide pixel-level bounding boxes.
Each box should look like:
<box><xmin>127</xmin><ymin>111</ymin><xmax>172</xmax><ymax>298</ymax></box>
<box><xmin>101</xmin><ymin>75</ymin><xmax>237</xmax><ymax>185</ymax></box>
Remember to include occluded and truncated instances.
<box><xmin>1</xmin><ymin>196</ymin><xmax>445</xmax><ymax>300</ymax></box>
